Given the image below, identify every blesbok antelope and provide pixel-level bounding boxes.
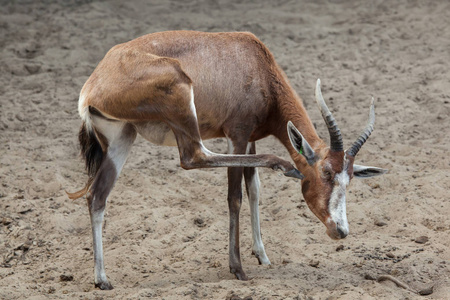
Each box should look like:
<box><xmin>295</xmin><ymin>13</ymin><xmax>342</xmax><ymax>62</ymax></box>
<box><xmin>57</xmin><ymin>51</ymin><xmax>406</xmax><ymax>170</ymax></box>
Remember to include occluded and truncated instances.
<box><xmin>68</xmin><ymin>31</ymin><xmax>387</xmax><ymax>290</ymax></box>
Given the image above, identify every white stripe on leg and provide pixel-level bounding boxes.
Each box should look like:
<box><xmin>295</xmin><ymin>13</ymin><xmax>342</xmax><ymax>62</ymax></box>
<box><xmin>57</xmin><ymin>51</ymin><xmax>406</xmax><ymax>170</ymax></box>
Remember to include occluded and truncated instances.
<box><xmin>247</xmin><ymin>168</ymin><xmax>270</xmax><ymax>265</ymax></box>
<box><xmin>91</xmin><ymin>210</ymin><xmax>108</xmax><ymax>284</ymax></box>
<box><xmin>245</xmin><ymin>142</ymin><xmax>271</xmax><ymax>265</ymax></box>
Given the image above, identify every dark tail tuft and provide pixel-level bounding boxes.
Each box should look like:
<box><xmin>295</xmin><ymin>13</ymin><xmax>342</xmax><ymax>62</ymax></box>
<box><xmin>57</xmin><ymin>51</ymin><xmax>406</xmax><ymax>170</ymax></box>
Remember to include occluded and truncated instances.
<box><xmin>79</xmin><ymin>121</ymin><xmax>103</xmax><ymax>178</ymax></box>
<box><xmin>67</xmin><ymin>121</ymin><xmax>104</xmax><ymax>200</ymax></box>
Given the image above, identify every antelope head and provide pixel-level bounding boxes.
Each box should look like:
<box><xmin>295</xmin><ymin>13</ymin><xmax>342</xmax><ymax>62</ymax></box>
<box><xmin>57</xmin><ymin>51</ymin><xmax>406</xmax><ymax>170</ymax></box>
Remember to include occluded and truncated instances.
<box><xmin>287</xmin><ymin>79</ymin><xmax>387</xmax><ymax>240</ymax></box>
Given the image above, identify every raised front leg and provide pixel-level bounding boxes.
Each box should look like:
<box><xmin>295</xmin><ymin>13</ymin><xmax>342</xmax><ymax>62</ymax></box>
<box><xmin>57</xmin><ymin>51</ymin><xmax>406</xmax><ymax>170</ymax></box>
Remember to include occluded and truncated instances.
<box><xmin>244</xmin><ymin>142</ymin><xmax>270</xmax><ymax>265</ymax></box>
<box><xmin>163</xmin><ymin>85</ymin><xmax>302</xmax><ymax>179</ymax></box>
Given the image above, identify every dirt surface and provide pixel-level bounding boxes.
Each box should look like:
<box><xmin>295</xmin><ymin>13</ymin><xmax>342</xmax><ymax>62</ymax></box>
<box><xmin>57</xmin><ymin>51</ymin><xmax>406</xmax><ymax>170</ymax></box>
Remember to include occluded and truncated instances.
<box><xmin>1</xmin><ymin>0</ymin><xmax>449</xmax><ymax>299</ymax></box>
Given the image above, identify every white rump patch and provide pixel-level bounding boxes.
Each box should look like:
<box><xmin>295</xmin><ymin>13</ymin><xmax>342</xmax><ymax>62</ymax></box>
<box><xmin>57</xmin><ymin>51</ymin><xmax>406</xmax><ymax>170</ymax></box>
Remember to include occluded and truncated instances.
<box><xmin>78</xmin><ymin>92</ymin><xmax>87</xmax><ymax>119</ymax></box>
<box><xmin>78</xmin><ymin>92</ymin><xmax>93</xmax><ymax>132</ymax></box>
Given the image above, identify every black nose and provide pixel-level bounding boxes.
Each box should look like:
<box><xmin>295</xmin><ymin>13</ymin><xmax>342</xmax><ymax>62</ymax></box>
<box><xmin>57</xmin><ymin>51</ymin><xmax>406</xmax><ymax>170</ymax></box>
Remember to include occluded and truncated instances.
<box><xmin>336</xmin><ymin>225</ymin><xmax>348</xmax><ymax>239</ymax></box>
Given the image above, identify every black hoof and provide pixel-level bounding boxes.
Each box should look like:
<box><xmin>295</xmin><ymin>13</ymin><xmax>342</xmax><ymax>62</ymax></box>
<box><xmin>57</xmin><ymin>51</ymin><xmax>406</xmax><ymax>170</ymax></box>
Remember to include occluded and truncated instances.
<box><xmin>230</xmin><ymin>267</ymin><xmax>248</xmax><ymax>281</ymax></box>
<box><xmin>251</xmin><ymin>251</ymin><xmax>262</xmax><ymax>265</ymax></box>
<box><xmin>284</xmin><ymin>168</ymin><xmax>304</xmax><ymax>179</ymax></box>
<box><xmin>95</xmin><ymin>281</ymin><xmax>114</xmax><ymax>290</ymax></box>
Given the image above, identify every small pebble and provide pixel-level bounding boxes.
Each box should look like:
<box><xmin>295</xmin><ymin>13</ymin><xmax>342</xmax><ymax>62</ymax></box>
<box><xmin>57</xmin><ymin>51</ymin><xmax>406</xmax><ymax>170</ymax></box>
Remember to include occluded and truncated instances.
<box><xmin>25</xmin><ymin>64</ymin><xmax>41</xmax><ymax>74</ymax></box>
<box><xmin>336</xmin><ymin>245</ymin><xmax>344</xmax><ymax>252</ymax></box>
<box><xmin>418</xmin><ymin>286</ymin><xmax>433</xmax><ymax>296</ymax></box>
<box><xmin>1</xmin><ymin>217</ymin><xmax>12</xmax><ymax>225</ymax></box>
<box><xmin>182</xmin><ymin>236</ymin><xmax>193</xmax><ymax>242</ymax></box>
<box><xmin>209</xmin><ymin>260</ymin><xmax>221</xmax><ymax>268</ymax></box>
<box><xmin>375</xmin><ymin>220</ymin><xmax>387</xmax><ymax>227</ymax></box>
<box><xmin>194</xmin><ymin>218</ymin><xmax>206</xmax><ymax>227</ymax></box>
<box><xmin>60</xmin><ymin>274</ymin><xmax>74</xmax><ymax>282</ymax></box>
<box><xmin>386</xmin><ymin>252</ymin><xmax>395</xmax><ymax>258</ymax></box>
<box><xmin>309</xmin><ymin>260</ymin><xmax>320</xmax><ymax>268</ymax></box>
<box><xmin>227</xmin><ymin>294</ymin><xmax>242</xmax><ymax>300</ymax></box>
<box><xmin>415</xmin><ymin>236</ymin><xmax>429</xmax><ymax>244</ymax></box>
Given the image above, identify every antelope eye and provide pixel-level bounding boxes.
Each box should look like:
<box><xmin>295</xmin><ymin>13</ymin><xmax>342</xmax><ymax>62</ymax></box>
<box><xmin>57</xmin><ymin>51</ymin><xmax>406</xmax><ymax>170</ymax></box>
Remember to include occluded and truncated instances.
<box><xmin>323</xmin><ymin>170</ymin><xmax>332</xmax><ymax>179</ymax></box>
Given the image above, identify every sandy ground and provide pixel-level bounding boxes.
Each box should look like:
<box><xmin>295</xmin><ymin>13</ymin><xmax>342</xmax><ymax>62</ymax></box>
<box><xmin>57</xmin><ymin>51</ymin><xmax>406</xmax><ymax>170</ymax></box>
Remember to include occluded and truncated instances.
<box><xmin>1</xmin><ymin>0</ymin><xmax>450</xmax><ymax>299</ymax></box>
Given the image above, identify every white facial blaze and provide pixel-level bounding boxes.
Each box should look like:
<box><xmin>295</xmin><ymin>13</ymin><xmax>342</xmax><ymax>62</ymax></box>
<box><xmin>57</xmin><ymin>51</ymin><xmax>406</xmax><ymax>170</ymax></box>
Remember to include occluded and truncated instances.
<box><xmin>328</xmin><ymin>161</ymin><xmax>350</xmax><ymax>236</ymax></box>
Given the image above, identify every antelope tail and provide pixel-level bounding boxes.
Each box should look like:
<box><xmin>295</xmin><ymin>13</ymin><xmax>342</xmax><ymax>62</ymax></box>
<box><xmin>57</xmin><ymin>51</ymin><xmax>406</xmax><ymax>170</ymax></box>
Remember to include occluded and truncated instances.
<box><xmin>66</xmin><ymin>119</ymin><xmax>104</xmax><ymax>200</ymax></box>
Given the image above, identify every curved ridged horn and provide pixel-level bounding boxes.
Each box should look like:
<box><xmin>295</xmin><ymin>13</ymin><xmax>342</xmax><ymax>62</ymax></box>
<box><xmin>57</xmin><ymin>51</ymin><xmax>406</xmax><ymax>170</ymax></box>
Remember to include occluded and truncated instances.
<box><xmin>315</xmin><ymin>79</ymin><xmax>344</xmax><ymax>152</ymax></box>
<box><xmin>346</xmin><ymin>97</ymin><xmax>375</xmax><ymax>157</ymax></box>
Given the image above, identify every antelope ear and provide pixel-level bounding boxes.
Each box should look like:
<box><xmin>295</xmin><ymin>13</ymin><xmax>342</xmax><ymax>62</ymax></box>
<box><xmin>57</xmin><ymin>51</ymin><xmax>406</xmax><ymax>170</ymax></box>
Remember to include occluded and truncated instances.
<box><xmin>353</xmin><ymin>164</ymin><xmax>388</xmax><ymax>178</ymax></box>
<box><xmin>287</xmin><ymin>121</ymin><xmax>316</xmax><ymax>165</ymax></box>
